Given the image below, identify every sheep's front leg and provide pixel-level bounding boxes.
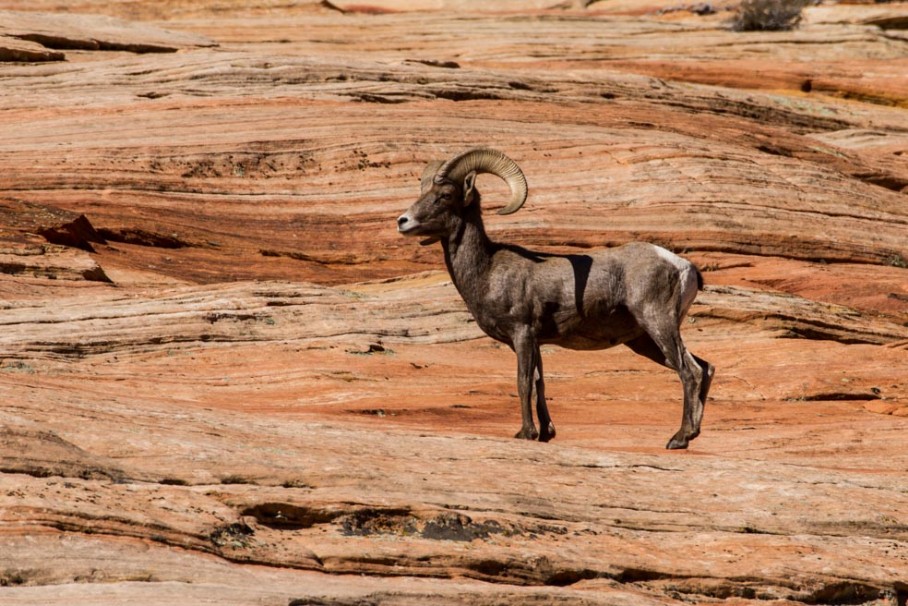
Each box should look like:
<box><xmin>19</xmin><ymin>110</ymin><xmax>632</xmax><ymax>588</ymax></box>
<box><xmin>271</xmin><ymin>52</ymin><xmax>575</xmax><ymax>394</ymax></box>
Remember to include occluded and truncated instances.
<box><xmin>535</xmin><ymin>357</ymin><xmax>556</xmax><ymax>443</ymax></box>
<box><xmin>513</xmin><ymin>328</ymin><xmax>539</xmax><ymax>441</ymax></box>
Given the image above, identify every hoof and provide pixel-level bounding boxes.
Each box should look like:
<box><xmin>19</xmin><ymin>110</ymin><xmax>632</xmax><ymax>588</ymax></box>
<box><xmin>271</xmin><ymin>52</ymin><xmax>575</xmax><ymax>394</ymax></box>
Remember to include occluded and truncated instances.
<box><xmin>515</xmin><ymin>427</ymin><xmax>539</xmax><ymax>440</ymax></box>
<box><xmin>538</xmin><ymin>423</ymin><xmax>556</xmax><ymax>443</ymax></box>
<box><xmin>666</xmin><ymin>434</ymin><xmax>690</xmax><ymax>450</ymax></box>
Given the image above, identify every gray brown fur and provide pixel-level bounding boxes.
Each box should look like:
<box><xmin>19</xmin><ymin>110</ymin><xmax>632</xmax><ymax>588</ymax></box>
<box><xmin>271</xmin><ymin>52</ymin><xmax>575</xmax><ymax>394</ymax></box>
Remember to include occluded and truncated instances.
<box><xmin>397</xmin><ymin>149</ymin><xmax>714</xmax><ymax>449</ymax></box>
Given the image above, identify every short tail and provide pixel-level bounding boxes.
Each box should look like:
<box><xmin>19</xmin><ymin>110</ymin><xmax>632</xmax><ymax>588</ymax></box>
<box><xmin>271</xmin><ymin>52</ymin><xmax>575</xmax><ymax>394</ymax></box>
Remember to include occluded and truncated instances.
<box><xmin>694</xmin><ymin>265</ymin><xmax>704</xmax><ymax>290</ymax></box>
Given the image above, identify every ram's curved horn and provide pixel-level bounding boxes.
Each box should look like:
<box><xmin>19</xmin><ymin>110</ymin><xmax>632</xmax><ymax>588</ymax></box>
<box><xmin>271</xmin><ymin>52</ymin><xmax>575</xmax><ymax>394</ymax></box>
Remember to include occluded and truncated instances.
<box><xmin>420</xmin><ymin>160</ymin><xmax>444</xmax><ymax>194</ymax></box>
<box><xmin>435</xmin><ymin>148</ymin><xmax>528</xmax><ymax>215</ymax></box>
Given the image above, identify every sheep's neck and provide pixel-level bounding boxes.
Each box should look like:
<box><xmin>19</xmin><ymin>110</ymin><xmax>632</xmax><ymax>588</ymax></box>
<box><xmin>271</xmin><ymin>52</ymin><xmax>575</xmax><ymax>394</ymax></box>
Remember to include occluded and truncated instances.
<box><xmin>442</xmin><ymin>209</ymin><xmax>494</xmax><ymax>306</ymax></box>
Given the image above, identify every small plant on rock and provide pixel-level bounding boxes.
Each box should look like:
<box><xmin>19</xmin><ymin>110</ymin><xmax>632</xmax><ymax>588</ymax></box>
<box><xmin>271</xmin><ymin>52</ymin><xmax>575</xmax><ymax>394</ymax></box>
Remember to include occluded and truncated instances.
<box><xmin>731</xmin><ymin>0</ymin><xmax>812</xmax><ymax>31</ymax></box>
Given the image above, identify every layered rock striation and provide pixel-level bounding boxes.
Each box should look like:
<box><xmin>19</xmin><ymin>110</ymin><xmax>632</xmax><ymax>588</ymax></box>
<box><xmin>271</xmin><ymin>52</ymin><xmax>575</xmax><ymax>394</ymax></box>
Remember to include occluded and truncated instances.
<box><xmin>0</xmin><ymin>2</ymin><xmax>906</xmax><ymax>604</ymax></box>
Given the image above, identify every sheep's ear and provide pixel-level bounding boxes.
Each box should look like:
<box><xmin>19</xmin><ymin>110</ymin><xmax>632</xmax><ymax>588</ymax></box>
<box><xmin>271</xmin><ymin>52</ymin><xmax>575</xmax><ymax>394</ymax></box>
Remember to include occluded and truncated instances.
<box><xmin>463</xmin><ymin>171</ymin><xmax>477</xmax><ymax>206</ymax></box>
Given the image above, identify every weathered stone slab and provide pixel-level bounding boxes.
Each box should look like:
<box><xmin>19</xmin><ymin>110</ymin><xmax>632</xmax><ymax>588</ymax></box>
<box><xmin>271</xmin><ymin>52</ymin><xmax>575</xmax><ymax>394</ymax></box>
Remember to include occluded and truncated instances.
<box><xmin>0</xmin><ymin>2</ymin><xmax>906</xmax><ymax>604</ymax></box>
<box><xmin>0</xmin><ymin>9</ymin><xmax>215</xmax><ymax>61</ymax></box>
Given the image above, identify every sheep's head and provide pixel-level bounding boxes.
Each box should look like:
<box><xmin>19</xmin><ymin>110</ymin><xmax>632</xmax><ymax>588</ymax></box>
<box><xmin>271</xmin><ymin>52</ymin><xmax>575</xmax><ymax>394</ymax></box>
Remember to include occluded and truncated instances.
<box><xmin>397</xmin><ymin>148</ymin><xmax>528</xmax><ymax>246</ymax></box>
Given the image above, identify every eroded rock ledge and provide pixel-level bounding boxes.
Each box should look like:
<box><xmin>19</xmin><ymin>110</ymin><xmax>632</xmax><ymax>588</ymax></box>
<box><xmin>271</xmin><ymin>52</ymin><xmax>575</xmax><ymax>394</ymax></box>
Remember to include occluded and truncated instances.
<box><xmin>1</xmin><ymin>2</ymin><xmax>906</xmax><ymax>605</ymax></box>
<box><xmin>2</xmin><ymin>421</ymin><xmax>906</xmax><ymax>604</ymax></box>
<box><xmin>0</xmin><ymin>10</ymin><xmax>215</xmax><ymax>61</ymax></box>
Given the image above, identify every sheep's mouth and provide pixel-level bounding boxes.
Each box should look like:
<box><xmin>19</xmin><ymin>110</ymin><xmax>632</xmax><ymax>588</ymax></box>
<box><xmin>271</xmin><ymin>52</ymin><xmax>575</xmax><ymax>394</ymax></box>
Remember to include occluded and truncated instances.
<box><xmin>398</xmin><ymin>222</ymin><xmax>440</xmax><ymax>245</ymax></box>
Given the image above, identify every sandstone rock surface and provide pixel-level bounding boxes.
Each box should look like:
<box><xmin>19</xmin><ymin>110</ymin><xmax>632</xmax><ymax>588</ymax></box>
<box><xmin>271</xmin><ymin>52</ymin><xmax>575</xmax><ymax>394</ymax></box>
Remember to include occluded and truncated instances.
<box><xmin>0</xmin><ymin>1</ymin><xmax>906</xmax><ymax>605</ymax></box>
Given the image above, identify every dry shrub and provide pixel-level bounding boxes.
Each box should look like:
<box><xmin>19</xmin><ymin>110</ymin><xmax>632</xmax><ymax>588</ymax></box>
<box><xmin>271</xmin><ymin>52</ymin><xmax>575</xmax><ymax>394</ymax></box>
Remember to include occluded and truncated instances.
<box><xmin>731</xmin><ymin>0</ymin><xmax>812</xmax><ymax>31</ymax></box>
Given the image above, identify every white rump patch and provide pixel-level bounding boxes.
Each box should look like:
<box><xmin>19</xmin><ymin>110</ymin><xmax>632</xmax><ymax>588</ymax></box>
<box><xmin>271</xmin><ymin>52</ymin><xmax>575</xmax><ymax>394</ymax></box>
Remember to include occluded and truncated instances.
<box><xmin>653</xmin><ymin>246</ymin><xmax>698</xmax><ymax>317</ymax></box>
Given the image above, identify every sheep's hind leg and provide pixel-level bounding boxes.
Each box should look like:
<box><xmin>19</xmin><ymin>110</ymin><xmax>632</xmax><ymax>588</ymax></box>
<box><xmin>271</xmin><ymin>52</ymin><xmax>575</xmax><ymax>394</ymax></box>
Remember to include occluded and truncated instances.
<box><xmin>692</xmin><ymin>353</ymin><xmax>714</xmax><ymax>433</ymax></box>
<box><xmin>625</xmin><ymin>331</ymin><xmax>709</xmax><ymax>450</ymax></box>
<box><xmin>666</xmin><ymin>348</ymin><xmax>711</xmax><ymax>450</ymax></box>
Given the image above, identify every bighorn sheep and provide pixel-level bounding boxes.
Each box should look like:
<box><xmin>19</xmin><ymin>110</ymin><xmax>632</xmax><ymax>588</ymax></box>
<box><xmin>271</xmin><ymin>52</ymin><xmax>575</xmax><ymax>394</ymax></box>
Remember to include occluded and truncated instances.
<box><xmin>397</xmin><ymin>148</ymin><xmax>714</xmax><ymax>449</ymax></box>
